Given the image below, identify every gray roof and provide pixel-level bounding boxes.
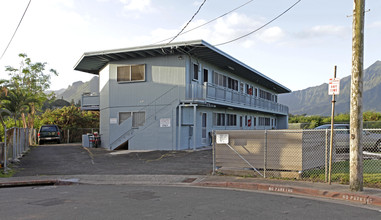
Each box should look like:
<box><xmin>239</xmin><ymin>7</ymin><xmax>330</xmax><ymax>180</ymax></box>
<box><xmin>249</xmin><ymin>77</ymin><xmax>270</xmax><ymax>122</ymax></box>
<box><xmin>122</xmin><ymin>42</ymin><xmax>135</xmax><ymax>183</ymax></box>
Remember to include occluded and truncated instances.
<box><xmin>74</xmin><ymin>40</ymin><xmax>291</xmax><ymax>94</ymax></box>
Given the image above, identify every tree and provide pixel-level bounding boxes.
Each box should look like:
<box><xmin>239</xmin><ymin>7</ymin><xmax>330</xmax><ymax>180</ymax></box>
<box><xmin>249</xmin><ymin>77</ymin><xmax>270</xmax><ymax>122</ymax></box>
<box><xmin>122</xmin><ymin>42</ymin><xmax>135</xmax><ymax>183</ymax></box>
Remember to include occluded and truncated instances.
<box><xmin>39</xmin><ymin>106</ymin><xmax>99</xmax><ymax>129</ymax></box>
<box><xmin>0</xmin><ymin>80</ymin><xmax>11</xmax><ymax>141</ymax></box>
<box><xmin>5</xmin><ymin>53</ymin><xmax>58</xmax><ymax>128</ymax></box>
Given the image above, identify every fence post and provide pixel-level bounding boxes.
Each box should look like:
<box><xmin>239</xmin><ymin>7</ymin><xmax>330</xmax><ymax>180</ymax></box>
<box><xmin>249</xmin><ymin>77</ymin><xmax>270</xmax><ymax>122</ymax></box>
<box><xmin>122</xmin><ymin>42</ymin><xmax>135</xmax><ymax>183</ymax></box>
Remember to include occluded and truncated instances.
<box><xmin>3</xmin><ymin>125</ymin><xmax>6</xmax><ymax>173</ymax></box>
<box><xmin>325</xmin><ymin>129</ymin><xmax>328</xmax><ymax>182</ymax></box>
<box><xmin>264</xmin><ymin>130</ymin><xmax>267</xmax><ymax>178</ymax></box>
<box><xmin>67</xmin><ymin>129</ymin><xmax>70</xmax><ymax>144</ymax></box>
<box><xmin>212</xmin><ymin>130</ymin><xmax>216</xmax><ymax>175</ymax></box>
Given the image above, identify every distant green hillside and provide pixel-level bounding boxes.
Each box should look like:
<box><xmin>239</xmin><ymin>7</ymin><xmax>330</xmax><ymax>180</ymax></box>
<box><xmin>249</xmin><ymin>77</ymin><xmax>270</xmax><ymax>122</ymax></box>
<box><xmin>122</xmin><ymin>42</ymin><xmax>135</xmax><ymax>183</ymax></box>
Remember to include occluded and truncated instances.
<box><xmin>55</xmin><ymin>76</ymin><xmax>99</xmax><ymax>103</ymax></box>
<box><xmin>279</xmin><ymin>61</ymin><xmax>381</xmax><ymax>116</ymax></box>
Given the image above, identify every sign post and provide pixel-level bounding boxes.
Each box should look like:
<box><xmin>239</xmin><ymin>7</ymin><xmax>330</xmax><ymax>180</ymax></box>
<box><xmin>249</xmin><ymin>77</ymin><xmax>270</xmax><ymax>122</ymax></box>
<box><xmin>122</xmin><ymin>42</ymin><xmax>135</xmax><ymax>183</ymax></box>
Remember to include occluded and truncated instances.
<box><xmin>328</xmin><ymin>66</ymin><xmax>340</xmax><ymax>184</ymax></box>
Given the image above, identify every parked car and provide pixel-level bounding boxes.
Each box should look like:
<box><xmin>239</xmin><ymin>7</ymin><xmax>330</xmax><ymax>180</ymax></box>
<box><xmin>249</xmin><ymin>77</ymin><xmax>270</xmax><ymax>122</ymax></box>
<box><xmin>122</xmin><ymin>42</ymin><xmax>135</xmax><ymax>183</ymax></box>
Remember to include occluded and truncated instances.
<box><xmin>315</xmin><ymin>124</ymin><xmax>381</xmax><ymax>152</ymax></box>
<box><xmin>38</xmin><ymin>125</ymin><xmax>61</xmax><ymax>145</ymax></box>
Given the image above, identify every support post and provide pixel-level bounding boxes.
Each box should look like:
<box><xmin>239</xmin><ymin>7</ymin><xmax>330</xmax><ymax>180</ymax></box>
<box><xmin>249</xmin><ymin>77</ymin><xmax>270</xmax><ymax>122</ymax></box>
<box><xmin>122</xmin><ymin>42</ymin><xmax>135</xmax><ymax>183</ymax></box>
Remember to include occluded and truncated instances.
<box><xmin>193</xmin><ymin>105</ymin><xmax>196</xmax><ymax>150</ymax></box>
<box><xmin>264</xmin><ymin>130</ymin><xmax>267</xmax><ymax>178</ymax></box>
<box><xmin>178</xmin><ymin>105</ymin><xmax>182</xmax><ymax>150</ymax></box>
<box><xmin>350</xmin><ymin>0</ymin><xmax>365</xmax><ymax>191</ymax></box>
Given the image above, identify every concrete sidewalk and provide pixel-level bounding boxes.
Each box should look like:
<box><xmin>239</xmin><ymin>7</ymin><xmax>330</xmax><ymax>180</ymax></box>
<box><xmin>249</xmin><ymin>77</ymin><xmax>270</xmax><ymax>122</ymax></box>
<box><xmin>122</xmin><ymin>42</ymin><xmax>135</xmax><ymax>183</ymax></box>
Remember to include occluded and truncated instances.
<box><xmin>1</xmin><ymin>174</ymin><xmax>381</xmax><ymax>208</ymax></box>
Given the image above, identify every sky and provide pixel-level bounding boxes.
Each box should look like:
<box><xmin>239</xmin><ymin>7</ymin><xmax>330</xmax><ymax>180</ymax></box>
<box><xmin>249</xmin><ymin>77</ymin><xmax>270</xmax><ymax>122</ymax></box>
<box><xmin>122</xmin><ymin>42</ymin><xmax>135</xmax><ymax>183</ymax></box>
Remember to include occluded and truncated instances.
<box><xmin>0</xmin><ymin>0</ymin><xmax>380</xmax><ymax>92</ymax></box>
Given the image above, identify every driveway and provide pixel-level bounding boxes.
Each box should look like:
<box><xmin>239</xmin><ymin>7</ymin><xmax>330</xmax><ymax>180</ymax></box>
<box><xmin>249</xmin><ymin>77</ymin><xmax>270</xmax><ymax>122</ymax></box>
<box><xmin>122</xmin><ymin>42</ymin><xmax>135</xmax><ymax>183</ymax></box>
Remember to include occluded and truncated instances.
<box><xmin>13</xmin><ymin>143</ymin><xmax>213</xmax><ymax>177</ymax></box>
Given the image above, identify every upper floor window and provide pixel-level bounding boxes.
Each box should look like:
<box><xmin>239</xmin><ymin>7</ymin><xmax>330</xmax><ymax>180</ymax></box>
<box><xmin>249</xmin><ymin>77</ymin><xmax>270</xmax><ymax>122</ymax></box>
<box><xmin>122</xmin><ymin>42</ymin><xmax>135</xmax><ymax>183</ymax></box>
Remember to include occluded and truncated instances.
<box><xmin>117</xmin><ymin>64</ymin><xmax>145</xmax><ymax>82</ymax></box>
<box><xmin>213</xmin><ymin>71</ymin><xmax>227</xmax><ymax>87</ymax></box>
<box><xmin>203</xmin><ymin>68</ymin><xmax>208</xmax><ymax>83</ymax></box>
<box><xmin>193</xmin><ymin>64</ymin><xmax>199</xmax><ymax>80</ymax></box>
<box><xmin>259</xmin><ymin>89</ymin><xmax>273</xmax><ymax>101</ymax></box>
<box><xmin>227</xmin><ymin>77</ymin><xmax>238</xmax><ymax>91</ymax></box>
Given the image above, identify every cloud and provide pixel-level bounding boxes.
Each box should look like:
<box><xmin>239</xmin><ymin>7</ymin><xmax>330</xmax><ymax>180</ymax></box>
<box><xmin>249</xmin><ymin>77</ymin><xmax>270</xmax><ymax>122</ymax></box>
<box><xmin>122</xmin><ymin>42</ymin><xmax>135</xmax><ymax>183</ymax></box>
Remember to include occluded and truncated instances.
<box><xmin>120</xmin><ymin>0</ymin><xmax>152</xmax><ymax>12</ymax></box>
<box><xmin>368</xmin><ymin>21</ymin><xmax>381</xmax><ymax>28</ymax></box>
<box><xmin>146</xmin><ymin>12</ymin><xmax>286</xmax><ymax>47</ymax></box>
<box><xmin>296</xmin><ymin>25</ymin><xmax>350</xmax><ymax>39</ymax></box>
<box><xmin>258</xmin><ymin>27</ymin><xmax>285</xmax><ymax>43</ymax></box>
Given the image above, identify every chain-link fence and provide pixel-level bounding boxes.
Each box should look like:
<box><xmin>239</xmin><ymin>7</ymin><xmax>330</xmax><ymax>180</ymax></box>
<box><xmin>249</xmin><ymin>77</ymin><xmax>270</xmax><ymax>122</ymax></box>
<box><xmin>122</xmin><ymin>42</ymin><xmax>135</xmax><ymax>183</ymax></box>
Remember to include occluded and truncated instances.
<box><xmin>213</xmin><ymin>129</ymin><xmax>381</xmax><ymax>188</ymax></box>
<box><xmin>289</xmin><ymin>122</ymin><xmax>381</xmax><ymax>129</ymax></box>
<box><xmin>1</xmin><ymin>128</ymin><xmax>37</xmax><ymax>172</ymax></box>
<box><xmin>60</xmin><ymin>128</ymin><xmax>99</xmax><ymax>143</ymax></box>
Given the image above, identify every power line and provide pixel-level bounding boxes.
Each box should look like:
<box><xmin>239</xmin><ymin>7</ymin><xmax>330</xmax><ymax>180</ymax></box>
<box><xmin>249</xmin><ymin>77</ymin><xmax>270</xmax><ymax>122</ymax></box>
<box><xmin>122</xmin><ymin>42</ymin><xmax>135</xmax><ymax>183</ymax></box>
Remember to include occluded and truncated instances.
<box><xmin>0</xmin><ymin>0</ymin><xmax>32</xmax><ymax>60</ymax></box>
<box><xmin>153</xmin><ymin>0</ymin><xmax>255</xmax><ymax>45</ymax></box>
<box><xmin>214</xmin><ymin>0</ymin><xmax>302</xmax><ymax>46</ymax></box>
<box><xmin>166</xmin><ymin>0</ymin><xmax>207</xmax><ymax>44</ymax></box>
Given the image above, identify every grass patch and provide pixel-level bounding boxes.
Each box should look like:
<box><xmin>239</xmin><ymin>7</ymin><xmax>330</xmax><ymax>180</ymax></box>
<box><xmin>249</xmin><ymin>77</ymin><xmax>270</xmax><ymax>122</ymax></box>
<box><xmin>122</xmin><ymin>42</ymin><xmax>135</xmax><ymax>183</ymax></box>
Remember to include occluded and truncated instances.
<box><xmin>302</xmin><ymin>159</ymin><xmax>381</xmax><ymax>188</ymax></box>
<box><xmin>0</xmin><ymin>168</ymin><xmax>15</xmax><ymax>178</ymax></box>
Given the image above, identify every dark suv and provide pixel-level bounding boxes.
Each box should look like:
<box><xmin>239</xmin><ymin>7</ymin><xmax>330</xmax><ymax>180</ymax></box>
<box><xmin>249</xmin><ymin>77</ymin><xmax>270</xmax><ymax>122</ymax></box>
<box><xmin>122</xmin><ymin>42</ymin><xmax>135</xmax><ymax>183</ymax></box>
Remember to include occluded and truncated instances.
<box><xmin>38</xmin><ymin>125</ymin><xmax>61</xmax><ymax>145</ymax></box>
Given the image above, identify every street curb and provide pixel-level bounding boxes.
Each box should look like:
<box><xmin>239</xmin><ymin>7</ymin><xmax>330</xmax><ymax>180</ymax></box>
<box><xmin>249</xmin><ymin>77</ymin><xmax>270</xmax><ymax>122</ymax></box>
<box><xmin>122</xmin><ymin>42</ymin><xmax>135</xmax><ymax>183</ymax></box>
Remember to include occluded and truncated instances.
<box><xmin>0</xmin><ymin>179</ymin><xmax>78</xmax><ymax>188</ymax></box>
<box><xmin>194</xmin><ymin>181</ymin><xmax>381</xmax><ymax>207</ymax></box>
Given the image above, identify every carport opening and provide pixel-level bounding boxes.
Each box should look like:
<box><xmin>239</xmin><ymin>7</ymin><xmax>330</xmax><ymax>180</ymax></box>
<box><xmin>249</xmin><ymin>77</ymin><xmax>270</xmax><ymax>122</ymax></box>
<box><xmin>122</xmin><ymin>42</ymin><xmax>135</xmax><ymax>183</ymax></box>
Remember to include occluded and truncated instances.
<box><xmin>115</xmin><ymin>140</ymin><xmax>128</xmax><ymax>150</ymax></box>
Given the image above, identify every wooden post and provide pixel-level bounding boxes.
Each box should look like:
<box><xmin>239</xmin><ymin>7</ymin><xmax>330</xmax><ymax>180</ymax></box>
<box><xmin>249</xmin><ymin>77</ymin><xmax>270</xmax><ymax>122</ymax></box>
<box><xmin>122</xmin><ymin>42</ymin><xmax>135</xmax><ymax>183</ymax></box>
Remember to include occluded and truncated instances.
<box><xmin>350</xmin><ymin>0</ymin><xmax>365</xmax><ymax>191</ymax></box>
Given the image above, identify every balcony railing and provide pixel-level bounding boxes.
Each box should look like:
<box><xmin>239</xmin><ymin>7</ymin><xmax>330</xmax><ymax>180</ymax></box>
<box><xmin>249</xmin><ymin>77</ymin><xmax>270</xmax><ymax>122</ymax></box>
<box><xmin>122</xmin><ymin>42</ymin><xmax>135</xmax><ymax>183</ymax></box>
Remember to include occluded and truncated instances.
<box><xmin>186</xmin><ymin>83</ymin><xmax>288</xmax><ymax>115</ymax></box>
<box><xmin>81</xmin><ymin>93</ymin><xmax>100</xmax><ymax>111</ymax></box>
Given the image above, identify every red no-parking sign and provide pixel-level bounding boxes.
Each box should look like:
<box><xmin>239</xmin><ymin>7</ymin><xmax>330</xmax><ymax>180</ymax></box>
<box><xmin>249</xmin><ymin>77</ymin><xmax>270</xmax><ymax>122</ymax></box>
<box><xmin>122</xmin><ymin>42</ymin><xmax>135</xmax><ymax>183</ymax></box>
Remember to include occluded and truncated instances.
<box><xmin>328</xmin><ymin>78</ymin><xmax>340</xmax><ymax>95</ymax></box>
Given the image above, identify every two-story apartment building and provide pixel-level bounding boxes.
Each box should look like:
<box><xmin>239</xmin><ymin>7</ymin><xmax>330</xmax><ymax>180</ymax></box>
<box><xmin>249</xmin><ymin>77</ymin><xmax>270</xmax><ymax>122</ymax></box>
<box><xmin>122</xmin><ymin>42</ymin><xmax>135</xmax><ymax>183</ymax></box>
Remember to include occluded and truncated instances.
<box><xmin>74</xmin><ymin>40</ymin><xmax>291</xmax><ymax>150</ymax></box>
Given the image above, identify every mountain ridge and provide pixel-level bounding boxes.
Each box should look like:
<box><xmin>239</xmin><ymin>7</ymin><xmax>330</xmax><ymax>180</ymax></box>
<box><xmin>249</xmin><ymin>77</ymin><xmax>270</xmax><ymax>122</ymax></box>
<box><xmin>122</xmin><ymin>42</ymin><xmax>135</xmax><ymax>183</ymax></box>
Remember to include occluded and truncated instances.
<box><xmin>279</xmin><ymin>60</ymin><xmax>381</xmax><ymax>116</ymax></box>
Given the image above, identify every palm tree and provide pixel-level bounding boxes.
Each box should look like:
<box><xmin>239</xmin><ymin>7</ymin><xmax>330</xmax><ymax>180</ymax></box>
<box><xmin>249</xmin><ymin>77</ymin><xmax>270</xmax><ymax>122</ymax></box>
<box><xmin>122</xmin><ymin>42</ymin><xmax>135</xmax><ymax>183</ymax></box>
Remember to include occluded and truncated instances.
<box><xmin>2</xmin><ymin>87</ymin><xmax>37</xmax><ymax>128</ymax></box>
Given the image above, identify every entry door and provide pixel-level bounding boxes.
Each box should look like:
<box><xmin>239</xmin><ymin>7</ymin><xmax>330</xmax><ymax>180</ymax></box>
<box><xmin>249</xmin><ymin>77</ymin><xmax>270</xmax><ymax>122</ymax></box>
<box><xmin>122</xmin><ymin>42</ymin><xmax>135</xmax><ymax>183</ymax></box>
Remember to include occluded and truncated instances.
<box><xmin>201</xmin><ymin>113</ymin><xmax>207</xmax><ymax>144</ymax></box>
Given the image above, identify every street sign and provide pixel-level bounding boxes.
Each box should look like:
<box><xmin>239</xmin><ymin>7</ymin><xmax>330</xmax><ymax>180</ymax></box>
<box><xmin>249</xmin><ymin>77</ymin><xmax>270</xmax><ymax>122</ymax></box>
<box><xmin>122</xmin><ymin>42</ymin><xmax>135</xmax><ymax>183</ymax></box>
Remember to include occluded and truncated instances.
<box><xmin>328</xmin><ymin>78</ymin><xmax>340</xmax><ymax>95</ymax></box>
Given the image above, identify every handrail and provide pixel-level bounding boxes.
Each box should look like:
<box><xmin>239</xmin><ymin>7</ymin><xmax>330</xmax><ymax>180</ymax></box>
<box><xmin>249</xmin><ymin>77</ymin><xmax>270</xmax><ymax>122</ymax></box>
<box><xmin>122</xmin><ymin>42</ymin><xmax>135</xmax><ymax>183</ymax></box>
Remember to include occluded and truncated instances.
<box><xmin>109</xmin><ymin>86</ymin><xmax>180</xmax><ymax>149</ymax></box>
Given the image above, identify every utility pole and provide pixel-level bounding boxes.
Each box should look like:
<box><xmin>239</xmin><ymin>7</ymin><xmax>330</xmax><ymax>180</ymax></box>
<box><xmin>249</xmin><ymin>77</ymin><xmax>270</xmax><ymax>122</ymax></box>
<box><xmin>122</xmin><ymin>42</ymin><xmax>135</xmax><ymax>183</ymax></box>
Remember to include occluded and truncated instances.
<box><xmin>350</xmin><ymin>0</ymin><xmax>365</xmax><ymax>191</ymax></box>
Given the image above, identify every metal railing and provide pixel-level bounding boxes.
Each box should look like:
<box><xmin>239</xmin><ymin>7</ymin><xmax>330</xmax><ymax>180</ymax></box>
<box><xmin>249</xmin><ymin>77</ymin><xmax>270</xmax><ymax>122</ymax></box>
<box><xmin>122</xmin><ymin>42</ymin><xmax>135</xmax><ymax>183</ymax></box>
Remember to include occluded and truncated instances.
<box><xmin>186</xmin><ymin>83</ymin><xmax>288</xmax><ymax>115</ymax></box>
<box><xmin>213</xmin><ymin>129</ymin><xmax>381</xmax><ymax>187</ymax></box>
<box><xmin>81</xmin><ymin>93</ymin><xmax>100</xmax><ymax>110</ymax></box>
<box><xmin>109</xmin><ymin>86</ymin><xmax>180</xmax><ymax>150</ymax></box>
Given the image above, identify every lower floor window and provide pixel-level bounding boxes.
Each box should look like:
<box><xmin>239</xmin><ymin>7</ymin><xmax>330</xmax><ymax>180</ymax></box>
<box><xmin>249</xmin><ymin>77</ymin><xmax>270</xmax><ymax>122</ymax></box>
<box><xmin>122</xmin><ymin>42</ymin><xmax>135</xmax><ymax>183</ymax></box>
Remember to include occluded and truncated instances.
<box><xmin>226</xmin><ymin>114</ymin><xmax>237</xmax><ymax>126</ymax></box>
<box><xmin>119</xmin><ymin>111</ymin><xmax>146</xmax><ymax>127</ymax></box>
<box><xmin>259</xmin><ymin>117</ymin><xmax>271</xmax><ymax>126</ymax></box>
<box><xmin>213</xmin><ymin>113</ymin><xmax>225</xmax><ymax>126</ymax></box>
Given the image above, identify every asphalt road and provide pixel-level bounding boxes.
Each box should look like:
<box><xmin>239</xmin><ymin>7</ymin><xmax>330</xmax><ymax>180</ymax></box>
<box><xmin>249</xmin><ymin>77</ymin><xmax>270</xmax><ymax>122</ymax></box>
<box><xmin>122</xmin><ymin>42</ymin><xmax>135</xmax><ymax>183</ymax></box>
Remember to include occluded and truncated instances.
<box><xmin>13</xmin><ymin>143</ymin><xmax>213</xmax><ymax>176</ymax></box>
<box><xmin>1</xmin><ymin>184</ymin><xmax>380</xmax><ymax>220</ymax></box>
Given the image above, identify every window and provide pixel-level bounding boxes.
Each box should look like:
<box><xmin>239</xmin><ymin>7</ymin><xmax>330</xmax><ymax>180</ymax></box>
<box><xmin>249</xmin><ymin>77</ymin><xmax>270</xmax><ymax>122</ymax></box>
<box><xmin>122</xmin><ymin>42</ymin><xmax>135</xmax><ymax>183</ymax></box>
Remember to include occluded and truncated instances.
<box><xmin>117</xmin><ymin>64</ymin><xmax>145</xmax><ymax>82</ymax></box>
<box><xmin>259</xmin><ymin>89</ymin><xmax>273</xmax><ymax>101</ymax></box>
<box><xmin>227</xmin><ymin>77</ymin><xmax>238</xmax><ymax>91</ymax></box>
<box><xmin>226</xmin><ymin>114</ymin><xmax>237</xmax><ymax>126</ymax></box>
<box><xmin>213</xmin><ymin>113</ymin><xmax>225</xmax><ymax>126</ymax></box>
<box><xmin>203</xmin><ymin>69</ymin><xmax>208</xmax><ymax>83</ymax></box>
<box><xmin>118</xmin><ymin>111</ymin><xmax>145</xmax><ymax>127</ymax></box>
<box><xmin>213</xmin><ymin>71</ymin><xmax>227</xmax><ymax>87</ymax></box>
<box><xmin>240</xmin><ymin>82</ymin><xmax>244</xmax><ymax>93</ymax></box>
<box><xmin>119</xmin><ymin>112</ymin><xmax>132</xmax><ymax>125</ymax></box>
<box><xmin>246</xmin><ymin>84</ymin><xmax>253</xmax><ymax>95</ymax></box>
<box><xmin>259</xmin><ymin>117</ymin><xmax>271</xmax><ymax>126</ymax></box>
<box><xmin>193</xmin><ymin>64</ymin><xmax>199</xmax><ymax>80</ymax></box>
<box><xmin>132</xmin><ymin>112</ymin><xmax>145</xmax><ymax>127</ymax></box>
